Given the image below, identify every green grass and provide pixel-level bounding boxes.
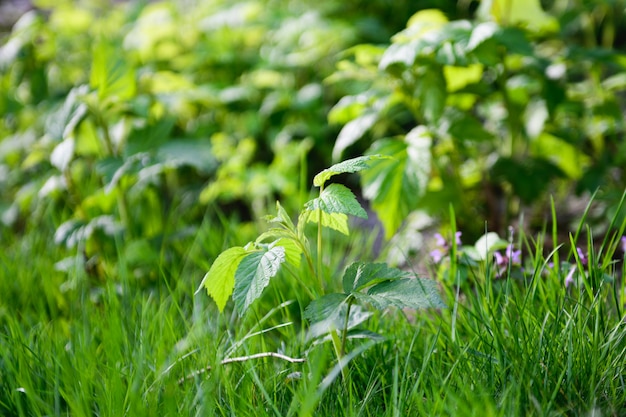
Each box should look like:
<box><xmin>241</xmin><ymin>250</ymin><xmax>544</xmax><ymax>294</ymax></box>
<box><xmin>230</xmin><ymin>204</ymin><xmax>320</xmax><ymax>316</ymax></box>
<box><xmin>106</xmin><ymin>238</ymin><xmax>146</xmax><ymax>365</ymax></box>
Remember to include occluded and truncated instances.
<box><xmin>1</xmin><ymin>215</ymin><xmax>626</xmax><ymax>416</ymax></box>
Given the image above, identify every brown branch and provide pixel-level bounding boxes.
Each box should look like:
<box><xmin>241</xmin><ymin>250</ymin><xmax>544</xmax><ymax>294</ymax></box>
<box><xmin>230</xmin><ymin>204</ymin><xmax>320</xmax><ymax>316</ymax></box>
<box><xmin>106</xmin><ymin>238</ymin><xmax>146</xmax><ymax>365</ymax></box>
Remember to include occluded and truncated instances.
<box><xmin>177</xmin><ymin>352</ymin><xmax>306</xmax><ymax>384</ymax></box>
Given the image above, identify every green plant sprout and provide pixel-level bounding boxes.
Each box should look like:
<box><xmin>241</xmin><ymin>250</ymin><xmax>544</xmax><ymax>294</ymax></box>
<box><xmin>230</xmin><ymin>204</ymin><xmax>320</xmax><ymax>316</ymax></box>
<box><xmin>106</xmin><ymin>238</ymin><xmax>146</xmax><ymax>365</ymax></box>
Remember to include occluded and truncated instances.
<box><xmin>200</xmin><ymin>155</ymin><xmax>445</xmax><ymax>360</ymax></box>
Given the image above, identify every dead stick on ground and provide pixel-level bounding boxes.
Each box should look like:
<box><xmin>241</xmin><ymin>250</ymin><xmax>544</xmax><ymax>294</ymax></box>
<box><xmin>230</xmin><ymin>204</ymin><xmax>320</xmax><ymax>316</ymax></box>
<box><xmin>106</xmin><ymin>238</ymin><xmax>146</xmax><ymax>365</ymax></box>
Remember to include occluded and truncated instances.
<box><xmin>178</xmin><ymin>352</ymin><xmax>306</xmax><ymax>384</ymax></box>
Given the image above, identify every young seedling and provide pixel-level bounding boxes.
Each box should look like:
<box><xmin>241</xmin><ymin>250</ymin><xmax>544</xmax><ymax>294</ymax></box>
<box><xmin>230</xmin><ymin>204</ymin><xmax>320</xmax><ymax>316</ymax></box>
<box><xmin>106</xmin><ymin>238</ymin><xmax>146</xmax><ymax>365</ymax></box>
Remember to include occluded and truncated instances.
<box><xmin>200</xmin><ymin>155</ymin><xmax>446</xmax><ymax>363</ymax></box>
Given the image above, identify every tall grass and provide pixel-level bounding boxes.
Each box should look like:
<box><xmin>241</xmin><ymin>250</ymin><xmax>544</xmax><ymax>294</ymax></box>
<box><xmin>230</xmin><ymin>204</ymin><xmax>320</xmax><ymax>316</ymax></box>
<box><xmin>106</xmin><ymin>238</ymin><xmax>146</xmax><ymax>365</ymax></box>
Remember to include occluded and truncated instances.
<box><xmin>1</xmin><ymin>210</ymin><xmax>625</xmax><ymax>416</ymax></box>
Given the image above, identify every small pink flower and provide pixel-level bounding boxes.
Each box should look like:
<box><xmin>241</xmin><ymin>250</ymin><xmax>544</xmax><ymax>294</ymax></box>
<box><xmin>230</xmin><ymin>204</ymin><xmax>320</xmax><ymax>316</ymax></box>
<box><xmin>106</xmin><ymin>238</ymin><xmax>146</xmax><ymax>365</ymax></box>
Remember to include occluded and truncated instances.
<box><xmin>565</xmin><ymin>265</ymin><xmax>576</xmax><ymax>288</ymax></box>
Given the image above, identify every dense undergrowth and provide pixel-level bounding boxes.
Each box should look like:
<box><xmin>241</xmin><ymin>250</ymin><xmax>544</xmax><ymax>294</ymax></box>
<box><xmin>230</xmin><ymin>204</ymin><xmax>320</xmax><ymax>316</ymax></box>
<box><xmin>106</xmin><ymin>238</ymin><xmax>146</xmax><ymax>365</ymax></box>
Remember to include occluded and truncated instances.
<box><xmin>2</xmin><ymin>0</ymin><xmax>626</xmax><ymax>415</ymax></box>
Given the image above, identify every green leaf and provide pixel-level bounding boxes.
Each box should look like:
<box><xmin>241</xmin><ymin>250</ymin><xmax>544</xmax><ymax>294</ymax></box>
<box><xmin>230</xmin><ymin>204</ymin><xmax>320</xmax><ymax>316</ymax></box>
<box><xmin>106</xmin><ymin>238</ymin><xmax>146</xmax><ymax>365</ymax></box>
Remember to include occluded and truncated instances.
<box><xmin>332</xmin><ymin>112</ymin><xmax>378</xmax><ymax>161</ymax></box>
<box><xmin>90</xmin><ymin>42</ymin><xmax>136</xmax><ymax>101</ymax></box>
<box><xmin>303</xmin><ymin>210</ymin><xmax>350</xmax><ymax>235</ymax></box>
<box><xmin>417</xmin><ymin>66</ymin><xmax>446</xmax><ymax>124</ymax></box>
<box><xmin>274</xmin><ymin>237</ymin><xmax>302</xmax><ymax>269</ymax></box>
<box><xmin>306</xmin><ymin>298</ymin><xmax>372</xmax><ymax>341</ymax></box>
<box><xmin>305</xmin><ymin>184</ymin><xmax>367</xmax><ymax>219</ymax></box>
<box><xmin>313</xmin><ymin>155</ymin><xmax>387</xmax><ymax>187</ymax></box>
<box><xmin>303</xmin><ymin>293</ymin><xmax>347</xmax><ymax>323</ymax></box>
<box><xmin>359</xmin><ymin>278</ymin><xmax>446</xmax><ymax>310</ymax></box>
<box><xmin>265</xmin><ymin>201</ymin><xmax>297</xmax><ymax>232</ymax></box>
<box><xmin>477</xmin><ymin>0</ymin><xmax>559</xmax><ymax>34</ymax></box>
<box><xmin>233</xmin><ymin>245</ymin><xmax>286</xmax><ymax>315</ymax></box>
<box><xmin>200</xmin><ymin>246</ymin><xmax>248</xmax><ymax>312</ymax></box>
<box><xmin>342</xmin><ymin>262</ymin><xmax>409</xmax><ymax>293</ymax></box>
<box><xmin>362</xmin><ymin>127</ymin><xmax>431</xmax><ymax>239</ymax></box>
<box><xmin>472</xmin><ymin>232</ymin><xmax>508</xmax><ymax>261</ymax></box>
<box><xmin>156</xmin><ymin>139</ymin><xmax>217</xmax><ymax>173</ymax></box>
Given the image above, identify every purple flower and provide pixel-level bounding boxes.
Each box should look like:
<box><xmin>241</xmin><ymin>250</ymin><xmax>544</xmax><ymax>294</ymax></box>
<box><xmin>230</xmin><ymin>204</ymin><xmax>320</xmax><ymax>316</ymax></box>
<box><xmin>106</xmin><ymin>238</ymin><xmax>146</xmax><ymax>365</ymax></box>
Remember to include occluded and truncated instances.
<box><xmin>495</xmin><ymin>244</ymin><xmax>521</xmax><ymax>267</ymax></box>
<box><xmin>430</xmin><ymin>231</ymin><xmax>463</xmax><ymax>263</ymax></box>
<box><xmin>494</xmin><ymin>244</ymin><xmax>522</xmax><ymax>277</ymax></box>
<box><xmin>564</xmin><ymin>265</ymin><xmax>576</xmax><ymax>288</ymax></box>
<box><xmin>434</xmin><ymin>233</ymin><xmax>447</xmax><ymax>248</ymax></box>
<box><xmin>575</xmin><ymin>247</ymin><xmax>588</xmax><ymax>266</ymax></box>
<box><xmin>621</xmin><ymin>236</ymin><xmax>626</xmax><ymax>253</ymax></box>
<box><xmin>430</xmin><ymin>248</ymin><xmax>445</xmax><ymax>264</ymax></box>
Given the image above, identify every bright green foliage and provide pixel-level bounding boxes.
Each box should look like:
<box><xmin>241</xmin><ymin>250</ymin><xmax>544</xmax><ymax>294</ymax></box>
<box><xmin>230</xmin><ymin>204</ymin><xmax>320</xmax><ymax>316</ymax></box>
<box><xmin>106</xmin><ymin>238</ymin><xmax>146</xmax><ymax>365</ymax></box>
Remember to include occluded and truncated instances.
<box><xmin>313</xmin><ymin>154</ymin><xmax>386</xmax><ymax>187</ymax></box>
<box><xmin>201</xmin><ymin>246</ymin><xmax>248</xmax><ymax>312</ymax></box>
<box><xmin>204</xmin><ymin>158</ymin><xmax>445</xmax><ymax>363</ymax></box>
<box><xmin>302</xmin><ymin>209</ymin><xmax>350</xmax><ymax>235</ymax></box>
<box><xmin>233</xmin><ymin>244</ymin><xmax>286</xmax><ymax>314</ymax></box>
<box><xmin>329</xmin><ymin>4</ymin><xmax>626</xmax><ymax>238</ymax></box>
<box><xmin>305</xmin><ymin>184</ymin><xmax>367</xmax><ymax>219</ymax></box>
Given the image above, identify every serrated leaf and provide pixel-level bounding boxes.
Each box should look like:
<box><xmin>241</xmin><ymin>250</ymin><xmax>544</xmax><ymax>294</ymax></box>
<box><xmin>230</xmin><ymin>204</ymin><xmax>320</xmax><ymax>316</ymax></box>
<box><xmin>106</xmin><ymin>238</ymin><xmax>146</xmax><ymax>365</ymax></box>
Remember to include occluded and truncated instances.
<box><xmin>305</xmin><ymin>184</ymin><xmax>367</xmax><ymax>219</ymax></box>
<box><xmin>303</xmin><ymin>210</ymin><xmax>349</xmax><ymax>235</ymax></box>
<box><xmin>200</xmin><ymin>246</ymin><xmax>247</xmax><ymax>312</ymax></box>
<box><xmin>362</xmin><ymin>127</ymin><xmax>431</xmax><ymax>239</ymax></box>
<box><xmin>313</xmin><ymin>155</ymin><xmax>387</xmax><ymax>187</ymax></box>
<box><xmin>361</xmin><ymin>278</ymin><xmax>446</xmax><ymax>310</ymax></box>
<box><xmin>274</xmin><ymin>238</ymin><xmax>302</xmax><ymax>269</ymax></box>
<box><xmin>233</xmin><ymin>245</ymin><xmax>286</xmax><ymax>315</ymax></box>
<box><xmin>342</xmin><ymin>262</ymin><xmax>410</xmax><ymax>293</ymax></box>
<box><xmin>265</xmin><ymin>201</ymin><xmax>296</xmax><ymax>232</ymax></box>
<box><xmin>303</xmin><ymin>293</ymin><xmax>347</xmax><ymax>323</ymax></box>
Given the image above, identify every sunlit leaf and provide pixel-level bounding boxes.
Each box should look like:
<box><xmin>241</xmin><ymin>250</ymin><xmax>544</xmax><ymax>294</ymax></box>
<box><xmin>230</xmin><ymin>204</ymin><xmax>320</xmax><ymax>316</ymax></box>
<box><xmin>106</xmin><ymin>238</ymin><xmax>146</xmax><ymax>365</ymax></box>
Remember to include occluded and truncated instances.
<box><xmin>50</xmin><ymin>138</ymin><xmax>75</xmax><ymax>171</ymax></box>
<box><xmin>471</xmin><ymin>232</ymin><xmax>508</xmax><ymax>261</ymax></box>
<box><xmin>90</xmin><ymin>41</ymin><xmax>136</xmax><ymax>101</ymax></box>
<box><xmin>305</xmin><ymin>184</ymin><xmax>367</xmax><ymax>219</ymax></box>
<box><xmin>233</xmin><ymin>245</ymin><xmax>286</xmax><ymax>315</ymax></box>
<box><xmin>303</xmin><ymin>210</ymin><xmax>350</xmax><ymax>235</ymax></box>
<box><xmin>274</xmin><ymin>237</ymin><xmax>302</xmax><ymax>269</ymax></box>
<box><xmin>478</xmin><ymin>0</ymin><xmax>559</xmax><ymax>33</ymax></box>
<box><xmin>313</xmin><ymin>155</ymin><xmax>387</xmax><ymax>187</ymax></box>
<box><xmin>200</xmin><ymin>246</ymin><xmax>248</xmax><ymax>312</ymax></box>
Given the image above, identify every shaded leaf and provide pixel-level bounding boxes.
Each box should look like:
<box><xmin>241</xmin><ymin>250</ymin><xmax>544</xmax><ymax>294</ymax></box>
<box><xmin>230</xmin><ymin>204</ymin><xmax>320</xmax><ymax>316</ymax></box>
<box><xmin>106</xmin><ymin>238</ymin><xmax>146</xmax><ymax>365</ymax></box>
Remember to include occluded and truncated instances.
<box><xmin>417</xmin><ymin>66</ymin><xmax>446</xmax><ymax>123</ymax></box>
<box><xmin>305</xmin><ymin>296</ymin><xmax>373</xmax><ymax>341</ymax></box>
<box><xmin>233</xmin><ymin>245</ymin><xmax>286</xmax><ymax>315</ymax></box>
<box><xmin>342</xmin><ymin>262</ymin><xmax>409</xmax><ymax>293</ymax></box>
<box><xmin>156</xmin><ymin>139</ymin><xmax>217</xmax><ymax>173</ymax></box>
<box><xmin>305</xmin><ymin>183</ymin><xmax>367</xmax><ymax>219</ymax></box>
<box><xmin>200</xmin><ymin>246</ymin><xmax>247</xmax><ymax>312</ymax></box>
<box><xmin>303</xmin><ymin>293</ymin><xmax>347</xmax><ymax>323</ymax></box>
<box><xmin>360</xmin><ymin>278</ymin><xmax>446</xmax><ymax>310</ymax></box>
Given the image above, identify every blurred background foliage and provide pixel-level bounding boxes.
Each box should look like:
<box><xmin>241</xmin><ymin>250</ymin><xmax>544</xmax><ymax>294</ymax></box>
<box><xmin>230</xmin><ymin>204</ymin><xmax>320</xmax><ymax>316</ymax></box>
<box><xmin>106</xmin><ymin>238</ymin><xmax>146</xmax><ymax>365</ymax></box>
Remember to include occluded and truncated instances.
<box><xmin>1</xmin><ymin>0</ymin><xmax>626</xmax><ymax>282</ymax></box>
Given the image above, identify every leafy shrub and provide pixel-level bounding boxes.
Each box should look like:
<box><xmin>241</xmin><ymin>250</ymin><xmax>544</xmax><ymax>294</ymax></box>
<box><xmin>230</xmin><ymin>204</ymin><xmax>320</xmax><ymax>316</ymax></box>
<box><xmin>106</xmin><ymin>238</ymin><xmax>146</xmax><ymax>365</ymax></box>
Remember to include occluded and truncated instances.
<box><xmin>328</xmin><ymin>1</ymin><xmax>626</xmax><ymax>240</ymax></box>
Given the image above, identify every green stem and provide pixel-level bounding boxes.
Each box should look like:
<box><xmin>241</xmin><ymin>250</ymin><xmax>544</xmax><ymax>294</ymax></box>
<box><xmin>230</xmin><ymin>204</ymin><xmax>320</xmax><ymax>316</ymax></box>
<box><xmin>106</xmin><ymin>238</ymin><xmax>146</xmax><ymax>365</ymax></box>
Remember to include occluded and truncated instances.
<box><xmin>317</xmin><ymin>185</ymin><xmax>324</xmax><ymax>292</ymax></box>
<box><xmin>340</xmin><ymin>300</ymin><xmax>353</xmax><ymax>358</ymax></box>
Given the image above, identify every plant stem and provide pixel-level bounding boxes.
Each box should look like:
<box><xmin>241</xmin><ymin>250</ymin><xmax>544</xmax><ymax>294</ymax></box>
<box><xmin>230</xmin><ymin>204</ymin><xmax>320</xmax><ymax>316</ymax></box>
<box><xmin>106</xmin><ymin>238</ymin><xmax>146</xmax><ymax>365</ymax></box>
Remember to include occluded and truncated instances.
<box><xmin>340</xmin><ymin>300</ymin><xmax>353</xmax><ymax>357</ymax></box>
<box><xmin>317</xmin><ymin>185</ymin><xmax>324</xmax><ymax>292</ymax></box>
